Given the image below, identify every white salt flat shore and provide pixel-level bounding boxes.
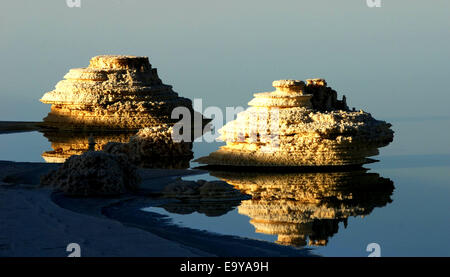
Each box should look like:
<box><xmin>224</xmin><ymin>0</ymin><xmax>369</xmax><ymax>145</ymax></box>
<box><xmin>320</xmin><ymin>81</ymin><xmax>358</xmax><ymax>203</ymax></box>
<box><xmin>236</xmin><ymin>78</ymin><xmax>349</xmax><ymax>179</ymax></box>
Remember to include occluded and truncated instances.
<box><xmin>0</xmin><ymin>161</ymin><xmax>210</xmax><ymax>257</ymax></box>
<box><xmin>0</xmin><ymin>185</ymin><xmax>210</xmax><ymax>257</ymax></box>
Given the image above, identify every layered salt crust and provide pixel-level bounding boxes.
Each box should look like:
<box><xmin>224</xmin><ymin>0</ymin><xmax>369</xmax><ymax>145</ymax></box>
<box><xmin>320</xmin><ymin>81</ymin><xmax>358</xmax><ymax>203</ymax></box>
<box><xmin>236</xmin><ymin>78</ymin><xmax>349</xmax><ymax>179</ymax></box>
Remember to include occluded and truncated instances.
<box><xmin>40</xmin><ymin>55</ymin><xmax>204</xmax><ymax>131</ymax></box>
<box><xmin>195</xmin><ymin>79</ymin><xmax>394</xmax><ymax>167</ymax></box>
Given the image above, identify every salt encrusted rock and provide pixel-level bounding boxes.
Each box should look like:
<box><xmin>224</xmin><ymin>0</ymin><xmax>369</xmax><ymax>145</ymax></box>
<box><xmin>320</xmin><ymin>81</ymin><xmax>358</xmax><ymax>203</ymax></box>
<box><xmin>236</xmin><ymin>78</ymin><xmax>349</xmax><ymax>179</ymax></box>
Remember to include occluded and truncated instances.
<box><xmin>195</xmin><ymin>79</ymin><xmax>393</xmax><ymax>167</ymax></box>
<box><xmin>210</xmin><ymin>170</ymin><xmax>394</xmax><ymax>247</ymax></box>
<box><xmin>103</xmin><ymin>126</ymin><xmax>193</xmax><ymax>169</ymax></box>
<box><xmin>40</xmin><ymin>151</ymin><xmax>140</xmax><ymax>196</ymax></box>
<box><xmin>162</xmin><ymin>178</ymin><xmax>248</xmax><ymax>201</ymax></box>
<box><xmin>40</xmin><ymin>55</ymin><xmax>209</xmax><ymax>131</ymax></box>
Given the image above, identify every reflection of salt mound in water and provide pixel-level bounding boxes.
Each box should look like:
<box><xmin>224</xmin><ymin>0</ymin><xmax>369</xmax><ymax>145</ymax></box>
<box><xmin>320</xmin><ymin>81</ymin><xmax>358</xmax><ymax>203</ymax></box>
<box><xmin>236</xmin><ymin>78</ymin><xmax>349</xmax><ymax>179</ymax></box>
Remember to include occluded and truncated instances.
<box><xmin>103</xmin><ymin>126</ymin><xmax>193</xmax><ymax>169</ymax></box>
<box><xmin>161</xmin><ymin>201</ymin><xmax>241</xmax><ymax>217</ymax></box>
<box><xmin>195</xmin><ymin>79</ymin><xmax>394</xmax><ymax>167</ymax></box>
<box><xmin>209</xmin><ymin>170</ymin><xmax>394</xmax><ymax>247</ymax></box>
<box><xmin>41</xmin><ymin>131</ymin><xmax>134</xmax><ymax>163</ymax></box>
<box><xmin>162</xmin><ymin>178</ymin><xmax>247</xmax><ymax>200</ymax></box>
<box><xmin>40</xmin><ymin>55</ymin><xmax>209</xmax><ymax>131</ymax></box>
<box><xmin>42</xmin><ymin>126</ymin><xmax>195</xmax><ymax>169</ymax></box>
<box><xmin>159</xmin><ymin>178</ymin><xmax>249</xmax><ymax>216</ymax></box>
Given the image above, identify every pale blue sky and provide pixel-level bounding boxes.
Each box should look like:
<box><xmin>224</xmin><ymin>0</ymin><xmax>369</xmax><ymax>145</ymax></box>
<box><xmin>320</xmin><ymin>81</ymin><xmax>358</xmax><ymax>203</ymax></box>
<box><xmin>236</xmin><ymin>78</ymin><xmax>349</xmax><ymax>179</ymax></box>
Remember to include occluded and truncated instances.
<box><xmin>1</xmin><ymin>0</ymin><xmax>449</xmax><ymax>122</ymax></box>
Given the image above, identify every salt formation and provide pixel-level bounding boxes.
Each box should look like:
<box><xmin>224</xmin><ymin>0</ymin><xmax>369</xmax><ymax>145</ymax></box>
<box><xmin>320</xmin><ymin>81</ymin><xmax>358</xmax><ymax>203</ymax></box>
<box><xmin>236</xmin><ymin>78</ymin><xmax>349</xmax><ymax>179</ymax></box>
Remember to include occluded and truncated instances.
<box><xmin>195</xmin><ymin>79</ymin><xmax>394</xmax><ymax>167</ymax></box>
<box><xmin>162</xmin><ymin>178</ymin><xmax>247</xmax><ymax>201</ymax></box>
<box><xmin>103</xmin><ymin>126</ymin><xmax>193</xmax><ymax>169</ymax></box>
<box><xmin>40</xmin><ymin>151</ymin><xmax>140</xmax><ymax>196</ymax></box>
<box><xmin>159</xmin><ymin>178</ymin><xmax>249</xmax><ymax>216</ymax></box>
<box><xmin>160</xmin><ymin>200</ymin><xmax>241</xmax><ymax>217</ymax></box>
<box><xmin>210</xmin><ymin>170</ymin><xmax>394</xmax><ymax>247</ymax></box>
<box><xmin>40</xmin><ymin>55</ymin><xmax>208</xmax><ymax>131</ymax></box>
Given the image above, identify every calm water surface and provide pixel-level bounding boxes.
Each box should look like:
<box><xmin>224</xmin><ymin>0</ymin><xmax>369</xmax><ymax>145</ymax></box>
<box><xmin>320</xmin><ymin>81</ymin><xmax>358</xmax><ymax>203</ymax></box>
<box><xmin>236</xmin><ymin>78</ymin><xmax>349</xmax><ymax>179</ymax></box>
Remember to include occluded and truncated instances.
<box><xmin>0</xmin><ymin>117</ymin><xmax>448</xmax><ymax>256</ymax></box>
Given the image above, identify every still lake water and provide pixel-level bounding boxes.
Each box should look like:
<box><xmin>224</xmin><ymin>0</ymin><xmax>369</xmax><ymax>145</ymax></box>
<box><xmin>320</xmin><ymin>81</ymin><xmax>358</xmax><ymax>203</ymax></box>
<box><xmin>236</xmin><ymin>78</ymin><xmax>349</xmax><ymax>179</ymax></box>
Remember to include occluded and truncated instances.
<box><xmin>0</xmin><ymin>116</ymin><xmax>449</xmax><ymax>256</ymax></box>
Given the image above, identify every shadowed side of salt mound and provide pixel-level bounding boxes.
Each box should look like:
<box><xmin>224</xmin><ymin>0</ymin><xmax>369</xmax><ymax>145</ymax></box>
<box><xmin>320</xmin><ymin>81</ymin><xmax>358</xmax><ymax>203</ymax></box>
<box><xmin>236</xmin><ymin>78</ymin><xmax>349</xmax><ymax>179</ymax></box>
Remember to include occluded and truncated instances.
<box><xmin>40</xmin><ymin>151</ymin><xmax>140</xmax><ymax>196</ymax></box>
<box><xmin>303</xmin><ymin>78</ymin><xmax>349</xmax><ymax>112</ymax></box>
<box><xmin>103</xmin><ymin>126</ymin><xmax>193</xmax><ymax>169</ymax></box>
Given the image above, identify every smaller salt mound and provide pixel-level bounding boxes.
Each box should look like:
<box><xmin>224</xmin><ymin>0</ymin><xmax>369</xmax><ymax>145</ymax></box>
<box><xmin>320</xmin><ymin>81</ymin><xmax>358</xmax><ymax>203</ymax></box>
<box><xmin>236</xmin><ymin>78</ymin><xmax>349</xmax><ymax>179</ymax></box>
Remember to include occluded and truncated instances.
<box><xmin>40</xmin><ymin>151</ymin><xmax>140</xmax><ymax>196</ymax></box>
<box><xmin>103</xmin><ymin>126</ymin><xmax>193</xmax><ymax>169</ymax></box>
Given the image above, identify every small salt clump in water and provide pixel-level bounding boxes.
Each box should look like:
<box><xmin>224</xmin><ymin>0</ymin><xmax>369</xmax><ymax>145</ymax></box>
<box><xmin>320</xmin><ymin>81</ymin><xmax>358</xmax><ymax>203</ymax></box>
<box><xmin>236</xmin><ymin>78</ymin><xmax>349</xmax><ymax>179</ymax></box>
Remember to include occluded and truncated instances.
<box><xmin>103</xmin><ymin>126</ymin><xmax>193</xmax><ymax>168</ymax></box>
<box><xmin>162</xmin><ymin>178</ymin><xmax>248</xmax><ymax>201</ymax></box>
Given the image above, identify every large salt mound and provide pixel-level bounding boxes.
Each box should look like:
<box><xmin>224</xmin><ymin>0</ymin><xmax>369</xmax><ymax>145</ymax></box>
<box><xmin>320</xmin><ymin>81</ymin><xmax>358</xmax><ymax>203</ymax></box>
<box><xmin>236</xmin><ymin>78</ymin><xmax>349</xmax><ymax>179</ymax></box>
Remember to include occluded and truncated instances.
<box><xmin>195</xmin><ymin>79</ymin><xmax>394</xmax><ymax>167</ymax></box>
<box><xmin>40</xmin><ymin>55</ymin><xmax>208</xmax><ymax>131</ymax></box>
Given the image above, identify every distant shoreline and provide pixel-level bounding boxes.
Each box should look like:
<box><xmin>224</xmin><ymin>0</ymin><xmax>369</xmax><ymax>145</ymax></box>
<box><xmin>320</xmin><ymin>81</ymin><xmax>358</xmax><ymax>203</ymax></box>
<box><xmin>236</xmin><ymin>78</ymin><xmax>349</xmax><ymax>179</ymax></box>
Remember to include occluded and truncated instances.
<box><xmin>0</xmin><ymin>121</ymin><xmax>42</xmax><ymax>134</ymax></box>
